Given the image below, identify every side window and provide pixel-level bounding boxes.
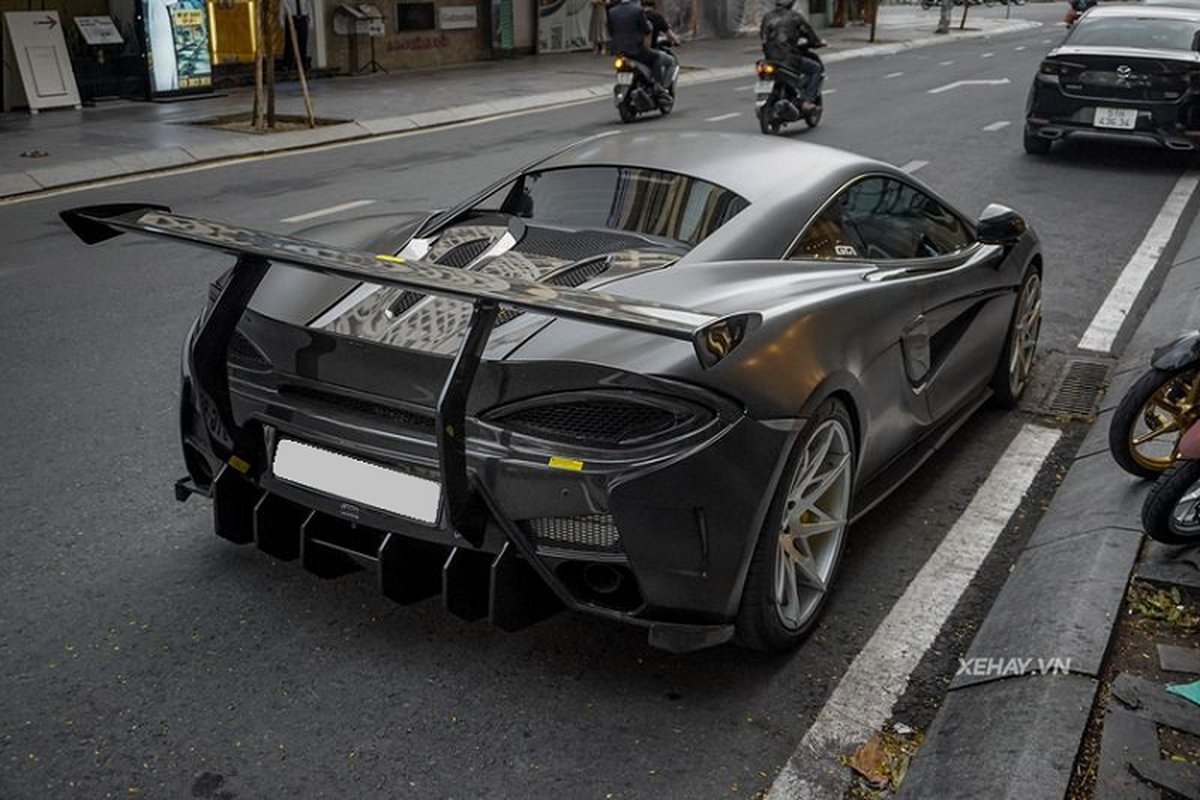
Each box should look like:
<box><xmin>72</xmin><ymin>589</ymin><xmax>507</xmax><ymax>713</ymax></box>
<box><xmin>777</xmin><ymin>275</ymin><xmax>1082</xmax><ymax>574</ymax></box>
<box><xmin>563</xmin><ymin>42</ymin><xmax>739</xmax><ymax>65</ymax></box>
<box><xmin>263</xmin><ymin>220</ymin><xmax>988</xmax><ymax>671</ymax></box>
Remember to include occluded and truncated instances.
<box><xmin>794</xmin><ymin>177</ymin><xmax>972</xmax><ymax>261</ymax></box>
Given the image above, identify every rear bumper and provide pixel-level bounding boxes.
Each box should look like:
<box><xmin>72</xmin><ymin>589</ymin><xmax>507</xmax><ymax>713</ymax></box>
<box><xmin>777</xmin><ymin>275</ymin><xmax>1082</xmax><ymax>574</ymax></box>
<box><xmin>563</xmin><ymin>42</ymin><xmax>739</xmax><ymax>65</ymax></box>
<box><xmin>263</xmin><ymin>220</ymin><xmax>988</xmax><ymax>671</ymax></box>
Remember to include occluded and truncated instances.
<box><xmin>179</xmin><ymin>313</ymin><xmax>798</xmax><ymax>650</ymax></box>
<box><xmin>1026</xmin><ymin>75</ymin><xmax>1200</xmax><ymax>150</ymax></box>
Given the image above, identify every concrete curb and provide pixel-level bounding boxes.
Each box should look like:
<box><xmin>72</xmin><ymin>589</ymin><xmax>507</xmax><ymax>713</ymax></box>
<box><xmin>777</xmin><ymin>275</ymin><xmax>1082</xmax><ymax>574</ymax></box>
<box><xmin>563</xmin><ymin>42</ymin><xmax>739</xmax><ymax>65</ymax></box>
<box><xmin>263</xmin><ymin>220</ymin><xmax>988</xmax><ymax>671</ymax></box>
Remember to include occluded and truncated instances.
<box><xmin>0</xmin><ymin>19</ymin><xmax>1040</xmax><ymax>202</ymax></box>
<box><xmin>897</xmin><ymin>184</ymin><xmax>1200</xmax><ymax>799</ymax></box>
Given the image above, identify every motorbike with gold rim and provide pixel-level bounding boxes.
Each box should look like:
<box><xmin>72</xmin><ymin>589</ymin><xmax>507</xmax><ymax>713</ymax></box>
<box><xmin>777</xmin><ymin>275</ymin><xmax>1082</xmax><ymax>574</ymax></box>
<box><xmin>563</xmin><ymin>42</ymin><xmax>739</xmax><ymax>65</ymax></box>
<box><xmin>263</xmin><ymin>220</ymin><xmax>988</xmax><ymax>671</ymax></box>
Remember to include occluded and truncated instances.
<box><xmin>1109</xmin><ymin>332</ymin><xmax>1200</xmax><ymax>479</ymax></box>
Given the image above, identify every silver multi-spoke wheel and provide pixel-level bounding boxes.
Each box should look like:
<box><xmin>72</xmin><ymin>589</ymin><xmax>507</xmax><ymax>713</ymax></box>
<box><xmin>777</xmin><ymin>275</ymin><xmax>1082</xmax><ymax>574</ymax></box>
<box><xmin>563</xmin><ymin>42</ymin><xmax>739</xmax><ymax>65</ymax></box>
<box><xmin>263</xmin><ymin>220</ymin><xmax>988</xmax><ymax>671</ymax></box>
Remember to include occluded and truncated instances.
<box><xmin>1008</xmin><ymin>272</ymin><xmax>1041</xmax><ymax>399</ymax></box>
<box><xmin>773</xmin><ymin>418</ymin><xmax>853</xmax><ymax>631</ymax></box>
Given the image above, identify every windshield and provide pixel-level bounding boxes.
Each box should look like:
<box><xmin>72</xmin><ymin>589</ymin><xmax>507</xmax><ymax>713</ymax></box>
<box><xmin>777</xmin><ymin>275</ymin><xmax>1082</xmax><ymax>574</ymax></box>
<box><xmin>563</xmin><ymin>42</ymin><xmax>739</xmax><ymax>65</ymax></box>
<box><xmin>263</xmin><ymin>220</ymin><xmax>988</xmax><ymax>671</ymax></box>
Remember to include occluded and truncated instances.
<box><xmin>1067</xmin><ymin>16</ymin><xmax>1200</xmax><ymax>51</ymax></box>
<box><xmin>485</xmin><ymin>166</ymin><xmax>749</xmax><ymax>246</ymax></box>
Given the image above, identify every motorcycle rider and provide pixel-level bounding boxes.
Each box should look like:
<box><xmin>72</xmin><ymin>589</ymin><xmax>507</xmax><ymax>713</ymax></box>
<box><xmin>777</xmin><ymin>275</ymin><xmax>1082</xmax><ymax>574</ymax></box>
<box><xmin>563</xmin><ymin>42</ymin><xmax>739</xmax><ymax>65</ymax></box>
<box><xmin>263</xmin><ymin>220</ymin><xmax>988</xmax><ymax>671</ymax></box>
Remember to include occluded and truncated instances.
<box><xmin>760</xmin><ymin>0</ymin><xmax>826</xmax><ymax>112</ymax></box>
<box><xmin>641</xmin><ymin>0</ymin><xmax>679</xmax><ymax>48</ymax></box>
<box><xmin>609</xmin><ymin>0</ymin><xmax>670</xmax><ymax>101</ymax></box>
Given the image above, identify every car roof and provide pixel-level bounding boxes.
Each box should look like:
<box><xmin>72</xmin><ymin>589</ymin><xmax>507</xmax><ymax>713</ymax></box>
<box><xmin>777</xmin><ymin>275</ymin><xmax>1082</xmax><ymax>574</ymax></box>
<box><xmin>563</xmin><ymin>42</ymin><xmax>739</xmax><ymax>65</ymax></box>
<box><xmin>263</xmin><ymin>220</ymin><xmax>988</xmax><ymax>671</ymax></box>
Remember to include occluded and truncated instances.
<box><xmin>534</xmin><ymin>130</ymin><xmax>878</xmax><ymax>204</ymax></box>
<box><xmin>1085</xmin><ymin>3</ymin><xmax>1200</xmax><ymax>19</ymax></box>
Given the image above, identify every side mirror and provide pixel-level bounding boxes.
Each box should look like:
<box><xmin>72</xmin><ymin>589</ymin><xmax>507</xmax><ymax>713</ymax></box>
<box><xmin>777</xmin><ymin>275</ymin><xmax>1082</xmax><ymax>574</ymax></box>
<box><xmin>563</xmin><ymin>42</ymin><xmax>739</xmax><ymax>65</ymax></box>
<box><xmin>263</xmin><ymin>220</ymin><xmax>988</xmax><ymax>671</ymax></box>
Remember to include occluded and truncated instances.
<box><xmin>977</xmin><ymin>204</ymin><xmax>1027</xmax><ymax>246</ymax></box>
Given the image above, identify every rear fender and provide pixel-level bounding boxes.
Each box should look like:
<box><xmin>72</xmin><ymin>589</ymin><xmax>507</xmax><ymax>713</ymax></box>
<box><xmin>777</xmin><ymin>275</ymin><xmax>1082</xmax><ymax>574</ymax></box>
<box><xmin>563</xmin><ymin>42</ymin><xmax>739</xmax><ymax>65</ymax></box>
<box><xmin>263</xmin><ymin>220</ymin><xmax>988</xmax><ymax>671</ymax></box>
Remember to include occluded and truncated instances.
<box><xmin>1151</xmin><ymin>331</ymin><xmax>1200</xmax><ymax>371</ymax></box>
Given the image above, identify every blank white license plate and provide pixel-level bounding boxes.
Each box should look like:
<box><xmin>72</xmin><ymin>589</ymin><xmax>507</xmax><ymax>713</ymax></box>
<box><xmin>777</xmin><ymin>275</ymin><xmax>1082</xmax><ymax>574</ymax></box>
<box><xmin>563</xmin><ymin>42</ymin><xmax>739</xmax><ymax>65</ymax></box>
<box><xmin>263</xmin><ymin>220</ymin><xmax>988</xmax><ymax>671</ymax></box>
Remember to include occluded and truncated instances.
<box><xmin>616</xmin><ymin>72</ymin><xmax>633</xmax><ymax>85</ymax></box>
<box><xmin>1094</xmin><ymin>107</ymin><xmax>1137</xmax><ymax>130</ymax></box>
<box><xmin>272</xmin><ymin>439</ymin><xmax>441</xmax><ymax>524</ymax></box>
<box><xmin>755</xmin><ymin>80</ymin><xmax>774</xmax><ymax>94</ymax></box>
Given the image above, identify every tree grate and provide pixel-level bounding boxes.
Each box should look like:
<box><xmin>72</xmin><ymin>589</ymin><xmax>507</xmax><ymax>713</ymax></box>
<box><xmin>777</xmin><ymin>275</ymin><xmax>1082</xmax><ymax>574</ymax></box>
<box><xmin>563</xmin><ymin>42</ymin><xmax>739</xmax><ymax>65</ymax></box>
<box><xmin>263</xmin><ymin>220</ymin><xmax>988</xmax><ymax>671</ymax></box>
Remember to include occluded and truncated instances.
<box><xmin>1044</xmin><ymin>359</ymin><xmax>1112</xmax><ymax>419</ymax></box>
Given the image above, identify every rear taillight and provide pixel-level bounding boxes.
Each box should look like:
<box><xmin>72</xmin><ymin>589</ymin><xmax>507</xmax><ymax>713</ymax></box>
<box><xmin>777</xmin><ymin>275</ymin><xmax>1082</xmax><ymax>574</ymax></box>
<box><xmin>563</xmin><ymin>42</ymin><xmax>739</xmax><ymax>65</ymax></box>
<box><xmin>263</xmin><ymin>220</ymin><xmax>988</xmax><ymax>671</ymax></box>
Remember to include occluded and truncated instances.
<box><xmin>1039</xmin><ymin>60</ymin><xmax>1065</xmax><ymax>76</ymax></box>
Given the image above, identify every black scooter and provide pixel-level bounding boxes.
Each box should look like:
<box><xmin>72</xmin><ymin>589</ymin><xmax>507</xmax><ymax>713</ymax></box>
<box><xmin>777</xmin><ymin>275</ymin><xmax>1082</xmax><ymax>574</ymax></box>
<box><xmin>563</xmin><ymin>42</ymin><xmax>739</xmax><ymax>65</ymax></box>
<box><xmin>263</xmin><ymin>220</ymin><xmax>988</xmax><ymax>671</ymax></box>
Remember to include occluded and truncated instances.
<box><xmin>755</xmin><ymin>43</ymin><xmax>824</xmax><ymax>135</ymax></box>
<box><xmin>613</xmin><ymin>37</ymin><xmax>680</xmax><ymax>123</ymax></box>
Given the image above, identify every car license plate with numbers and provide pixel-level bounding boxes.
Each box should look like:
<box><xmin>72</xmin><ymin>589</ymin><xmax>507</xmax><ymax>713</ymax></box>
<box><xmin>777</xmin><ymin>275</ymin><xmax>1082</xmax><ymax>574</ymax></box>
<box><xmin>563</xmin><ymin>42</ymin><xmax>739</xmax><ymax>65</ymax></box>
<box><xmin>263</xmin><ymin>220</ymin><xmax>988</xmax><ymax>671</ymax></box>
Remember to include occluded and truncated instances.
<box><xmin>1094</xmin><ymin>107</ymin><xmax>1137</xmax><ymax>130</ymax></box>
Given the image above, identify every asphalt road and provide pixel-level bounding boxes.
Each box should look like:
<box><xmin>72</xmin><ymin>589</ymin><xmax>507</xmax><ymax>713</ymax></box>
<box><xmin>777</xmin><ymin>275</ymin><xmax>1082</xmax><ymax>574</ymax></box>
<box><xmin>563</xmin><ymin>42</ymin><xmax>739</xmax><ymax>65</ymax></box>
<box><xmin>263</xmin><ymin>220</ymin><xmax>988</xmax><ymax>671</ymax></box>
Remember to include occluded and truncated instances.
<box><xmin>2</xmin><ymin>9</ymin><xmax>1196</xmax><ymax>799</ymax></box>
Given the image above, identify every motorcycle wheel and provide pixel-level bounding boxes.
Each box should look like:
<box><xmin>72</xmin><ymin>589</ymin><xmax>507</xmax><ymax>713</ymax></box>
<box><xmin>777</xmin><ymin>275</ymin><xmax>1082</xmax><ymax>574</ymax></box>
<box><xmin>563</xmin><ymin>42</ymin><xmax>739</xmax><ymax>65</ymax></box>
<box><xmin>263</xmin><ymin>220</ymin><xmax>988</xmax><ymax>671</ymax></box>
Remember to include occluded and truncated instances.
<box><xmin>758</xmin><ymin>104</ymin><xmax>779</xmax><ymax>134</ymax></box>
<box><xmin>618</xmin><ymin>102</ymin><xmax>636</xmax><ymax>124</ymax></box>
<box><xmin>1110</xmin><ymin>365</ymin><xmax>1200</xmax><ymax>478</ymax></box>
<box><xmin>1142</xmin><ymin>458</ymin><xmax>1200</xmax><ymax>544</ymax></box>
<box><xmin>804</xmin><ymin>96</ymin><xmax>823</xmax><ymax>128</ymax></box>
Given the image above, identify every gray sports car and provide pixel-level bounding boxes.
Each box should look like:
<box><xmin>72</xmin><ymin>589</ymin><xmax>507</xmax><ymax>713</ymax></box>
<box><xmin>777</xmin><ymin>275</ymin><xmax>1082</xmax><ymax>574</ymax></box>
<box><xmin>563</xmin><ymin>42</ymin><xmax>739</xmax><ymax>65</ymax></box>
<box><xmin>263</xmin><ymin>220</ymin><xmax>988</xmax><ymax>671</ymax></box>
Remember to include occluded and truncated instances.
<box><xmin>62</xmin><ymin>131</ymin><xmax>1042</xmax><ymax>653</ymax></box>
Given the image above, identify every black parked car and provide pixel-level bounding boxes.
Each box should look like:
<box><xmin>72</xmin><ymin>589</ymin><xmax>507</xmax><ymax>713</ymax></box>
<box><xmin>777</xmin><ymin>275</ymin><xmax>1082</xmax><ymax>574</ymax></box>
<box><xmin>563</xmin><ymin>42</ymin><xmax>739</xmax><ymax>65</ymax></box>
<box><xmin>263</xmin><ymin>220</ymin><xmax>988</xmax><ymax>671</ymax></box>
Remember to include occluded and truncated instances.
<box><xmin>62</xmin><ymin>133</ymin><xmax>1042</xmax><ymax>653</ymax></box>
<box><xmin>1025</xmin><ymin>5</ymin><xmax>1200</xmax><ymax>155</ymax></box>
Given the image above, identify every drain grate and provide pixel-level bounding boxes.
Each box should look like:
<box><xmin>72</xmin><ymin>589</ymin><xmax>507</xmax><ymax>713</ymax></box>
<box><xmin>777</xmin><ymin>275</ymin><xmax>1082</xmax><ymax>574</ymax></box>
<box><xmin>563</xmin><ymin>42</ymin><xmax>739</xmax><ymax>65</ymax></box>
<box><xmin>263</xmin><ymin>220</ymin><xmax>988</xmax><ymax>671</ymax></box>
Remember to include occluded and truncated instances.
<box><xmin>1044</xmin><ymin>358</ymin><xmax>1112</xmax><ymax>419</ymax></box>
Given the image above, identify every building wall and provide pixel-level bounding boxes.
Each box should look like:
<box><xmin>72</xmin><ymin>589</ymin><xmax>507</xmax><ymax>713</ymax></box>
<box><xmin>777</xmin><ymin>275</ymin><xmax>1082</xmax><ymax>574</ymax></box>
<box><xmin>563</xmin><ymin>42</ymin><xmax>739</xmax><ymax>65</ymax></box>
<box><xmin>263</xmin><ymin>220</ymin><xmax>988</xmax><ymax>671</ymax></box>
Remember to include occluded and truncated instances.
<box><xmin>324</xmin><ymin>0</ymin><xmax>490</xmax><ymax>73</ymax></box>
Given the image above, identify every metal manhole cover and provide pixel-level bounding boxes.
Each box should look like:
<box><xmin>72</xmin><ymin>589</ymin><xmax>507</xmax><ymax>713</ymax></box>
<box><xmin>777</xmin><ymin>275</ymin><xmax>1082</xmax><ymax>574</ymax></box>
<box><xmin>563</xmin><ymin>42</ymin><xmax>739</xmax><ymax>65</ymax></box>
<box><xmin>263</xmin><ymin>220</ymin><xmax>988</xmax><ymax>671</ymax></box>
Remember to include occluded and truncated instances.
<box><xmin>1043</xmin><ymin>358</ymin><xmax>1113</xmax><ymax>419</ymax></box>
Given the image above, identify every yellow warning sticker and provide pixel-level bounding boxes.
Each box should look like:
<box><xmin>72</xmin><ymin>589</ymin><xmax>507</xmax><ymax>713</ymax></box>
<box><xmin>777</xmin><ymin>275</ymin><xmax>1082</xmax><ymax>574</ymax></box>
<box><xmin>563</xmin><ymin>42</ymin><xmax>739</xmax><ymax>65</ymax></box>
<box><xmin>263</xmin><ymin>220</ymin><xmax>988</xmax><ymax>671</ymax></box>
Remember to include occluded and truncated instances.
<box><xmin>376</xmin><ymin>254</ymin><xmax>405</xmax><ymax>263</ymax></box>
<box><xmin>228</xmin><ymin>455</ymin><xmax>251</xmax><ymax>474</ymax></box>
<box><xmin>548</xmin><ymin>456</ymin><xmax>584</xmax><ymax>472</ymax></box>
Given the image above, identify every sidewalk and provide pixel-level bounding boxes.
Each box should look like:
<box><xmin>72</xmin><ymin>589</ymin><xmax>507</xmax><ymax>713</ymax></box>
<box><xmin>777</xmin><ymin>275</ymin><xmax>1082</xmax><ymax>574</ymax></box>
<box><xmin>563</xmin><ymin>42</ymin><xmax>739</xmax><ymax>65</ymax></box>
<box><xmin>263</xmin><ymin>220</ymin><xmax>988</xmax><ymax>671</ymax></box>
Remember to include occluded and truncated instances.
<box><xmin>898</xmin><ymin>193</ymin><xmax>1200</xmax><ymax>797</ymax></box>
<box><xmin>0</xmin><ymin>7</ymin><xmax>1039</xmax><ymax>200</ymax></box>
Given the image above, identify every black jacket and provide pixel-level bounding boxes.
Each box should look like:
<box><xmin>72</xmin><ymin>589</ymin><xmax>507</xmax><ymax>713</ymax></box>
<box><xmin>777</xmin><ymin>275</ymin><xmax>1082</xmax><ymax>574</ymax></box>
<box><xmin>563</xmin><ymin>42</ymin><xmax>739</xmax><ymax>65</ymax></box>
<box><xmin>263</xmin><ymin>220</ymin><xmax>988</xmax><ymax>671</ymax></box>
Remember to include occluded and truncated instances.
<box><xmin>760</xmin><ymin>7</ymin><xmax>821</xmax><ymax>62</ymax></box>
<box><xmin>608</xmin><ymin>1</ymin><xmax>652</xmax><ymax>55</ymax></box>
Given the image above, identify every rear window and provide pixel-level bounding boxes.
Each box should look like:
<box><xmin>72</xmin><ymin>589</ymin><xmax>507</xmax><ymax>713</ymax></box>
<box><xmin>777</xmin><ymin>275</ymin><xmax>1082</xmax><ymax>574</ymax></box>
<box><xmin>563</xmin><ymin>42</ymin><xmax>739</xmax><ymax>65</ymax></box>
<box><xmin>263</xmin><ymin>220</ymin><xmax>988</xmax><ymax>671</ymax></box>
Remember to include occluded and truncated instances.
<box><xmin>1067</xmin><ymin>16</ymin><xmax>1200</xmax><ymax>51</ymax></box>
<box><xmin>484</xmin><ymin>166</ymin><xmax>749</xmax><ymax>246</ymax></box>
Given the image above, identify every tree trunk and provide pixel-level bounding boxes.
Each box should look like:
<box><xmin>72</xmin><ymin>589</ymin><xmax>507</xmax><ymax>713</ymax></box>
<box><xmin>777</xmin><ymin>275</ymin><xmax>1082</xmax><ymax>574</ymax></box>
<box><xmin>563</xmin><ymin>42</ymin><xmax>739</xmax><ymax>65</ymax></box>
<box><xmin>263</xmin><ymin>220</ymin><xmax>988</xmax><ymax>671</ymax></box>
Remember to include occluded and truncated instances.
<box><xmin>265</xmin><ymin>0</ymin><xmax>278</xmax><ymax>128</ymax></box>
<box><xmin>936</xmin><ymin>0</ymin><xmax>953</xmax><ymax>33</ymax></box>
<box><xmin>253</xmin><ymin>0</ymin><xmax>264</xmax><ymax>130</ymax></box>
<box><xmin>285</xmin><ymin>4</ymin><xmax>315</xmax><ymax>128</ymax></box>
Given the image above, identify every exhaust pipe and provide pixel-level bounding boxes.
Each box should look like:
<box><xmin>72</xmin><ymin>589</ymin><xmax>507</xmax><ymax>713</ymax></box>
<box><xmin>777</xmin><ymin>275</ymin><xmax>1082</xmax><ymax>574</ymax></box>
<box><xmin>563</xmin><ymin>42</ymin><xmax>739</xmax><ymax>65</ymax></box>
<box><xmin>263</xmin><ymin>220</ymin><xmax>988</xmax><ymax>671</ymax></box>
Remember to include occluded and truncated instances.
<box><xmin>582</xmin><ymin>563</ymin><xmax>624</xmax><ymax>595</ymax></box>
<box><xmin>1165</xmin><ymin>139</ymin><xmax>1195</xmax><ymax>152</ymax></box>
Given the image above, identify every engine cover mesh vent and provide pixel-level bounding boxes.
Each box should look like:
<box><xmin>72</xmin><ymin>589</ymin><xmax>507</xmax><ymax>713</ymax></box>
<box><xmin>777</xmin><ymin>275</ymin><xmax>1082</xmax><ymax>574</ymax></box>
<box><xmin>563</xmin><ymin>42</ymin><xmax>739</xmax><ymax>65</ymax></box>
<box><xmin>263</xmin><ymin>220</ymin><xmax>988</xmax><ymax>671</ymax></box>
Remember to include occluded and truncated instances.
<box><xmin>499</xmin><ymin>400</ymin><xmax>682</xmax><ymax>446</ymax></box>
<box><xmin>280</xmin><ymin>385</ymin><xmax>435</xmax><ymax>430</ymax></box>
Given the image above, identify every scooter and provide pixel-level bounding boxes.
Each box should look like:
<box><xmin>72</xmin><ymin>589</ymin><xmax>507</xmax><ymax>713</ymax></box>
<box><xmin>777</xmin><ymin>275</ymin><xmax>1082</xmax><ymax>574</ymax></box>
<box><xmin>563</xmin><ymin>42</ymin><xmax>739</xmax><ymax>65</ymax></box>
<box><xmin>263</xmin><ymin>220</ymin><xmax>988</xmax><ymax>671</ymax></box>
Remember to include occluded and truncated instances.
<box><xmin>755</xmin><ymin>46</ymin><xmax>824</xmax><ymax>135</ymax></box>
<box><xmin>1065</xmin><ymin>0</ymin><xmax>1095</xmax><ymax>27</ymax></box>
<box><xmin>1142</xmin><ymin>417</ymin><xmax>1200</xmax><ymax>544</ymax></box>
<box><xmin>1109</xmin><ymin>331</ymin><xmax>1200</xmax><ymax>479</ymax></box>
<box><xmin>613</xmin><ymin>37</ymin><xmax>680</xmax><ymax>124</ymax></box>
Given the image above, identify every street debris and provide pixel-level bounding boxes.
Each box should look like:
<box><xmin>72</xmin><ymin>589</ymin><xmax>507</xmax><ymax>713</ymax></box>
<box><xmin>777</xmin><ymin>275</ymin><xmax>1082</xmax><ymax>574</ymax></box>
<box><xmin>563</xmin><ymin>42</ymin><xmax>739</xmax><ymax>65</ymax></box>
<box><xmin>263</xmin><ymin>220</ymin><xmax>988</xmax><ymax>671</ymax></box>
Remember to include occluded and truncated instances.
<box><xmin>841</xmin><ymin>727</ymin><xmax>923</xmax><ymax>797</ymax></box>
<box><xmin>1167</xmin><ymin>679</ymin><xmax>1200</xmax><ymax>708</ymax></box>
<box><xmin>1126</xmin><ymin>583</ymin><xmax>1199</xmax><ymax>631</ymax></box>
<box><xmin>1158</xmin><ymin>644</ymin><xmax>1200</xmax><ymax>675</ymax></box>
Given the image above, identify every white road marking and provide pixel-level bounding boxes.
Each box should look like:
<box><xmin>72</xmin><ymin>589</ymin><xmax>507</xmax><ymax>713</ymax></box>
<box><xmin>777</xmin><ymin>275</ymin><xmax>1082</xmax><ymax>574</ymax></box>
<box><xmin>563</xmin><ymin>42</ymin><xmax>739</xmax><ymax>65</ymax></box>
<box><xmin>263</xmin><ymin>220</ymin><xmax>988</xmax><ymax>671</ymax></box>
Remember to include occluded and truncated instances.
<box><xmin>1079</xmin><ymin>173</ymin><xmax>1200</xmax><ymax>353</ymax></box>
<box><xmin>705</xmin><ymin>112</ymin><xmax>742</xmax><ymax>122</ymax></box>
<box><xmin>939</xmin><ymin>60</ymin><xmax>955</xmax><ymax>66</ymax></box>
<box><xmin>928</xmin><ymin>78</ymin><xmax>1011</xmax><ymax>94</ymax></box>
<box><xmin>1042</xmin><ymin>38</ymin><xmax>1052</xmax><ymax>44</ymax></box>
<box><xmin>981</xmin><ymin>52</ymin><xmax>995</xmax><ymax>58</ymax></box>
<box><xmin>899</xmin><ymin>160</ymin><xmax>929</xmax><ymax>173</ymax></box>
<box><xmin>736</xmin><ymin>84</ymin><xmax>756</xmax><ymax>91</ymax></box>
<box><xmin>767</xmin><ymin>424</ymin><xmax>1062</xmax><ymax>800</ymax></box>
<box><xmin>280</xmin><ymin>199</ymin><xmax>376</xmax><ymax>223</ymax></box>
<box><xmin>885</xmin><ymin>71</ymin><xmax>904</xmax><ymax>79</ymax></box>
<box><xmin>1015</xmin><ymin>45</ymin><xmax>1026</xmax><ymax>51</ymax></box>
<box><xmin>982</xmin><ymin>120</ymin><xmax>1011</xmax><ymax>132</ymax></box>
<box><xmin>822</xmin><ymin>89</ymin><xmax>838</xmax><ymax>95</ymax></box>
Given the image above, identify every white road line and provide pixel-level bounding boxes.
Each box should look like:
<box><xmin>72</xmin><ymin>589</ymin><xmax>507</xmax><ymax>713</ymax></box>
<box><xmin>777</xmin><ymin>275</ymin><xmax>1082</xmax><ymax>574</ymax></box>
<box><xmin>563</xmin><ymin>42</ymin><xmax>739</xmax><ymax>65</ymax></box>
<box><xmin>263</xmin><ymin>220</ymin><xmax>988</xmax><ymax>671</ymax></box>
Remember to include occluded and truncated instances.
<box><xmin>885</xmin><ymin>71</ymin><xmax>904</xmax><ymax>79</ymax></box>
<box><xmin>736</xmin><ymin>84</ymin><xmax>756</xmax><ymax>91</ymax></box>
<box><xmin>767</xmin><ymin>424</ymin><xmax>1062</xmax><ymax>800</ymax></box>
<box><xmin>822</xmin><ymin>88</ymin><xmax>838</xmax><ymax>95</ymax></box>
<box><xmin>705</xmin><ymin>112</ymin><xmax>743</xmax><ymax>122</ymax></box>
<box><xmin>982</xmin><ymin>120</ymin><xmax>1011</xmax><ymax>132</ymax></box>
<box><xmin>939</xmin><ymin>60</ymin><xmax>955</xmax><ymax>66</ymax></box>
<box><xmin>1079</xmin><ymin>173</ymin><xmax>1200</xmax><ymax>352</ymax></box>
<box><xmin>1042</xmin><ymin>38</ymin><xmax>1052</xmax><ymax>44</ymax></box>
<box><xmin>928</xmin><ymin>78</ymin><xmax>1011</xmax><ymax>94</ymax></box>
<box><xmin>1015</xmin><ymin>45</ymin><xmax>1026</xmax><ymax>51</ymax></box>
<box><xmin>981</xmin><ymin>52</ymin><xmax>995</xmax><ymax>58</ymax></box>
<box><xmin>899</xmin><ymin>160</ymin><xmax>929</xmax><ymax>173</ymax></box>
<box><xmin>280</xmin><ymin>199</ymin><xmax>376</xmax><ymax>223</ymax></box>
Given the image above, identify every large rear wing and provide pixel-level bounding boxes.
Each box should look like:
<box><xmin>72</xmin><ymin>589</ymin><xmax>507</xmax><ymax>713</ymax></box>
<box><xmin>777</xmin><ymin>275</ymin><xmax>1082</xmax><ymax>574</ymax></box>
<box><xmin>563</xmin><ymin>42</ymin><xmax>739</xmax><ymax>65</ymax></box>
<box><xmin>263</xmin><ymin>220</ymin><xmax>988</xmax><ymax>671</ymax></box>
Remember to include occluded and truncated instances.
<box><xmin>60</xmin><ymin>204</ymin><xmax>759</xmax><ymax>367</ymax></box>
<box><xmin>61</xmin><ymin>203</ymin><xmax>760</xmax><ymax>546</ymax></box>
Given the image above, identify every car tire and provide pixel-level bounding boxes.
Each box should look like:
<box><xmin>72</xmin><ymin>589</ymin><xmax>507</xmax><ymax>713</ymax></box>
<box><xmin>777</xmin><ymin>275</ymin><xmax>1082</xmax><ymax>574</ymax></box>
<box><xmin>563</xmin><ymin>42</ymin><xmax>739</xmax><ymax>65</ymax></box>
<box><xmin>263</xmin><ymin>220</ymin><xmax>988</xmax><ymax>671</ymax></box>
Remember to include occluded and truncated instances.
<box><xmin>1142</xmin><ymin>458</ymin><xmax>1200</xmax><ymax>544</ymax></box>
<box><xmin>1110</xmin><ymin>365</ymin><xmax>1200</xmax><ymax>478</ymax></box>
<box><xmin>736</xmin><ymin>398</ymin><xmax>855</xmax><ymax>652</ymax></box>
<box><xmin>1023</xmin><ymin>127</ymin><xmax>1052</xmax><ymax>156</ymax></box>
<box><xmin>990</xmin><ymin>267</ymin><xmax>1041</xmax><ymax>408</ymax></box>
